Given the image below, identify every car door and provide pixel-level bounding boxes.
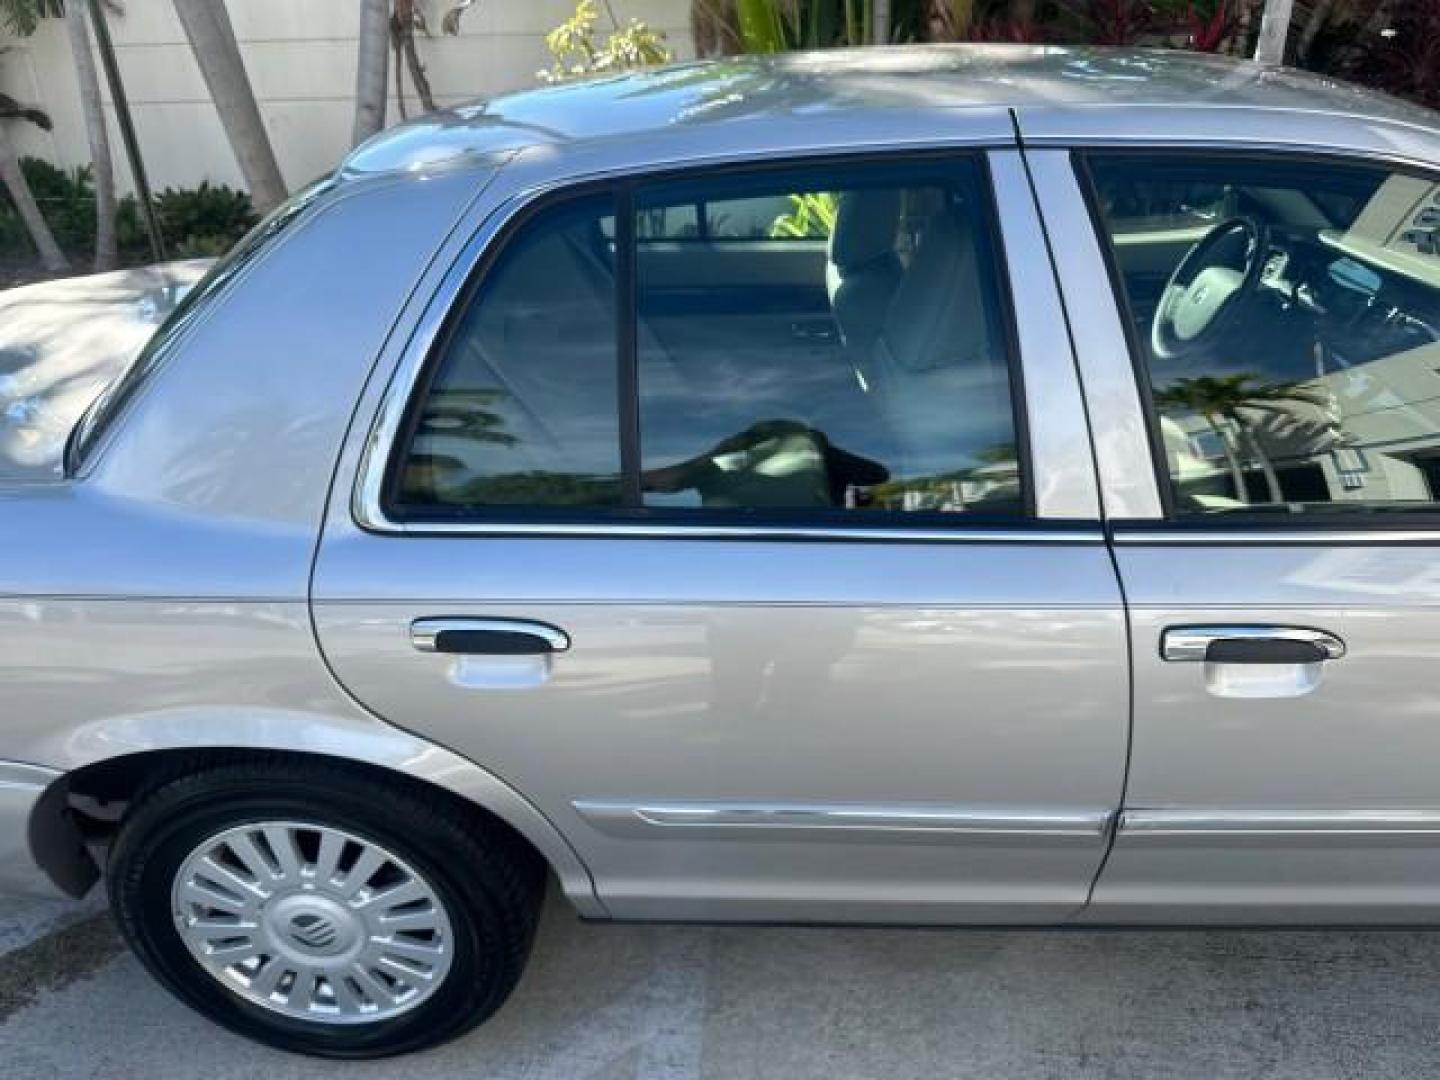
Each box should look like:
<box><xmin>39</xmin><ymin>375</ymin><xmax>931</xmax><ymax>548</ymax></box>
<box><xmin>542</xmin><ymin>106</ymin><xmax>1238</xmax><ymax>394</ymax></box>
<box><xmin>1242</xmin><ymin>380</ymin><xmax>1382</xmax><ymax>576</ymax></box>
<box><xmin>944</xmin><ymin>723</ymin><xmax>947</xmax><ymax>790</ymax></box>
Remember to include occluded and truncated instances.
<box><xmin>312</xmin><ymin>147</ymin><xmax>1129</xmax><ymax>924</ymax></box>
<box><xmin>1032</xmin><ymin>144</ymin><xmax>1440</xmax><ymax>922</ymax></box>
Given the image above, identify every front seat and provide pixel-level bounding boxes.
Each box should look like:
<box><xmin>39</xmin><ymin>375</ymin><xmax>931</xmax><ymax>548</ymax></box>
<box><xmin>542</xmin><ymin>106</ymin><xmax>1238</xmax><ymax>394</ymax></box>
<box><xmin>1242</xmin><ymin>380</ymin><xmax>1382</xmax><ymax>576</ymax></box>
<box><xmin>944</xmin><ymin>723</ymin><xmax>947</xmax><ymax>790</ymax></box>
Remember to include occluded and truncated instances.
<box><xmin>826</xmin><ymin>189</ymin><xmax>904</xmax><ymax>354</ymax></box>
<box><xmin>866</xmin><ymin>205</ymin><xmax>1011</xmax><ymax>484</ymax></box>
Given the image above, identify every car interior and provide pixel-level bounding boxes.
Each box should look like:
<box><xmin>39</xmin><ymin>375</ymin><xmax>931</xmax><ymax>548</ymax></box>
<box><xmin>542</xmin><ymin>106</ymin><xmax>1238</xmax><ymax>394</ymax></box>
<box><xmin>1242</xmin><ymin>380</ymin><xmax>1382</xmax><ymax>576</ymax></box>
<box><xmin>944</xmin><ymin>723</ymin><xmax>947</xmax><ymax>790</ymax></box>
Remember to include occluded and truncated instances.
<box><xmin>1090</xmin><ymin>156</ymin><xmax>1440</xmax><ymax>513</ymax></box>
<box><xmin>396</xmin><ymin>169</ymin><xmax>1023</xmax><ymax>518</ymax></box>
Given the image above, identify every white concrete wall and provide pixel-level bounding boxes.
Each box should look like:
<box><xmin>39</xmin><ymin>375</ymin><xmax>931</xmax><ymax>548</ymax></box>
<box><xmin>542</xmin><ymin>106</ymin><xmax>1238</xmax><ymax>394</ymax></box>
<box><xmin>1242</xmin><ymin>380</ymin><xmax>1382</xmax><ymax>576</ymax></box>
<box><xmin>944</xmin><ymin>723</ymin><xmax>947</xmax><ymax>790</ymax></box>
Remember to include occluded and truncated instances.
<box><xmin>0</xmin><ymin>0</ymin><xmax>692</xmax><ymax>196</ymax></box>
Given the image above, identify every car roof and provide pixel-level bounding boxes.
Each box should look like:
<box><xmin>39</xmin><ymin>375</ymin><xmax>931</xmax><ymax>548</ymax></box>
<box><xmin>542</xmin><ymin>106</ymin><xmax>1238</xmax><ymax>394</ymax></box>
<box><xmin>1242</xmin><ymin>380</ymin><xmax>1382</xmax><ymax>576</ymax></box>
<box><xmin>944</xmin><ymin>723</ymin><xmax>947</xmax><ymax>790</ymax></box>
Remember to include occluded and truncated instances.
<box><xmin>342</xmin><ymin>44</ymin><xmax>1438</xmax><ymax>178</ymax></box>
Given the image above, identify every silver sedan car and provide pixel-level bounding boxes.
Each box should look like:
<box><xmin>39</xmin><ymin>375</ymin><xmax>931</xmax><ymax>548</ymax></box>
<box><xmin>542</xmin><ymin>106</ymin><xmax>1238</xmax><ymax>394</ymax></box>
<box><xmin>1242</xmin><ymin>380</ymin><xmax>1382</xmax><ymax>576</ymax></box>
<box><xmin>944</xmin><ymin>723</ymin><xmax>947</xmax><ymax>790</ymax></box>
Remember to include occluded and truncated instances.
<box><xmin>4</xmin><ymin>44</ymin><xmax>1440</xmax><ymax>1057</ymax></box>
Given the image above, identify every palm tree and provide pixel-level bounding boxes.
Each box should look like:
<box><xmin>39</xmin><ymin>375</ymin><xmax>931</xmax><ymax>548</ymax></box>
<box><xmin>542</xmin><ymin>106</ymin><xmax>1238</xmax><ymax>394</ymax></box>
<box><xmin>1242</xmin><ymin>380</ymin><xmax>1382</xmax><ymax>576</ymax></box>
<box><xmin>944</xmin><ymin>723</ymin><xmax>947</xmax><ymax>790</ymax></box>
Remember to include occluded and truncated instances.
<box><xmin>1255</xmin><ymin>0</ymin><xmax>1296</xmax><ymax>63</ymax></box>
<box><xmin>353</xmin><ymin>0</ymin><xmax>390</xmax><ymax>145</ymax></box>
<box><xmin>0</xmin><ymin>1</ymin><xmax>68</xmax><ymax>271</ymax></box>
<box><xmin>1295</xmin><ymin>0</ymin><xmax>1338</xmax><ymax>64</ymax></box>
<box><xmin>692</xmin><ymin>0</ymin><xmax>742</xmax><ymax>55</ymax></box>
<box><xmin>874</xmin><ymin>0</ymin><xmax>892</xmax><ymax>41</ymax></box>
<box><xmin>171</xmin><ymin>0</ymin><xmax>287</xmax><ymax>213</ymax></box>
<box><xmin>417</xmin><ymin>389</ymin><xmax>518</xmax><ymax>446</ymax></box>
<box><xmin>924</xmin><ymin>1</ymin><xmax>974</xmax><ymax>39</ymax></box>
<box><xmin>1155</xmin><ymin>373</ymin><xmax>1330</xmax><ymax>505</ymax></box>
<box><xmin>2</xmin><ymin>0</ymin><xmax>112</xmax><ymax>268</ymax></box>
<box><xmin>1156</xmin><ymin>376</ymin><xmax>1253</xmax><ymax>501</ymax></box>
<box><xmin>392</xmin><ymin>0</ymin><xmax>437</xmax><ymax>116</ymax></box>
<box><xmin>64</xmin><ymin>0</ymin><xmax>116</xmax><ymax>269</ymax></box>
<box><xmin>0</xmin><ymin>92</ymin><xmax>67</xmax><ymax>272</ymax></box>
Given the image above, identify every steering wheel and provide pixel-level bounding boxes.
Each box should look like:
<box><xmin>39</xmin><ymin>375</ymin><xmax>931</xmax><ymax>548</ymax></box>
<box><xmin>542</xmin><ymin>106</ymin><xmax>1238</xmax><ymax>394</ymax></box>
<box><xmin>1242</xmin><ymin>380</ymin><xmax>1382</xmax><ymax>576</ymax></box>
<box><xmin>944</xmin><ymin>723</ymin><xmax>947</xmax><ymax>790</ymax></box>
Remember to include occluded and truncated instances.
<box><xmin>1151</xmin><ymin>216</ymin><xmax>1269</xmax><ymax>360</ymax></box>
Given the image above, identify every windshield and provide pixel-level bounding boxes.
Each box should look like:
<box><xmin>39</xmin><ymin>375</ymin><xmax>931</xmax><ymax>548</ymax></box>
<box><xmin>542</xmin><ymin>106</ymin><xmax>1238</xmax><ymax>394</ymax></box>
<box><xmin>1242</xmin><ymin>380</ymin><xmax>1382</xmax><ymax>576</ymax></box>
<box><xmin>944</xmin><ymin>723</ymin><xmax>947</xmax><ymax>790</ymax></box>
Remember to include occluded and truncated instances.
<box><xmin>65</xmin><ymin>178</ymin><xmax>331</xmax><ymax>474</ymax></box>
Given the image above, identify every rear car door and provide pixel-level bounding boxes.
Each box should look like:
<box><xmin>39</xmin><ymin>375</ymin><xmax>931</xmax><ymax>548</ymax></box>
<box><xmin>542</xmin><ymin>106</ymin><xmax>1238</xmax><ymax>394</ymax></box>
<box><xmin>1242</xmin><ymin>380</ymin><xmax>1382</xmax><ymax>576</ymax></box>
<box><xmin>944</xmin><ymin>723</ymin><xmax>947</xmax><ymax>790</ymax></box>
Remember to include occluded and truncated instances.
<box><xmin>1033</xmin><ymin>144</ymin><xmax>1440</xmax><ymax>922</ymax></box>
<box><xmin>312</xmin><ymin>147</ymin><xmax>1129</xmax><ymax>924</ymax></box>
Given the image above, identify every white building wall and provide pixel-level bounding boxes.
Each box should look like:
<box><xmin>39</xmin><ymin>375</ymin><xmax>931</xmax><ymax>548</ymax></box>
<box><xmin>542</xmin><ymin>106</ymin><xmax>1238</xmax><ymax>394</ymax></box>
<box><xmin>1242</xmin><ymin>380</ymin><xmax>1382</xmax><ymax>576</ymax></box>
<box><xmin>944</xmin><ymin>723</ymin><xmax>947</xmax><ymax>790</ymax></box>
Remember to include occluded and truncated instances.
<box><xmin>0</xmin><ymin>1</ymin><xmax>693</xmax><ymax>196</ymax></box>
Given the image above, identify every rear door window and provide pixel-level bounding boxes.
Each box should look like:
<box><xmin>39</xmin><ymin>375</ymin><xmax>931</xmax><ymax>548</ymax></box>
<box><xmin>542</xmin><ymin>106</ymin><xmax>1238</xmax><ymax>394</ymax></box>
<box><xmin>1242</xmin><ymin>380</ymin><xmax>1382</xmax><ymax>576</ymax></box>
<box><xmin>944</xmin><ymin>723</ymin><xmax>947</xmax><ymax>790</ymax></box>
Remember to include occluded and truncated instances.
<box><xmin>392</xmin><ymin>197</ymin><xmax>621</xmax><ymax>511</ymax></box>
<box><xmin>389</xmin><ymin>155</ymin><xmax>1027</xmax><ymax>524</ymax></box>
<box><xmin>633</xmin><ymin>159</ymin><xmax>1022</xmax><ymax>517</ymax></box>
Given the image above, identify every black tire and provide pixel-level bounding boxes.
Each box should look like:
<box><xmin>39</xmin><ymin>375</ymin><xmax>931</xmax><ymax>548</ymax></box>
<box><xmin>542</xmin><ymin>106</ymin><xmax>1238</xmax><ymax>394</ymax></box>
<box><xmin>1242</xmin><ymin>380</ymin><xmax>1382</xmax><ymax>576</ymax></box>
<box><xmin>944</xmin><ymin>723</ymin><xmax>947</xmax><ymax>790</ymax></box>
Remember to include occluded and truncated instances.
<box><xmin>107</xmin><ymin>758</ymin><xmax>546</xmax><ymax>1058</ymax></box>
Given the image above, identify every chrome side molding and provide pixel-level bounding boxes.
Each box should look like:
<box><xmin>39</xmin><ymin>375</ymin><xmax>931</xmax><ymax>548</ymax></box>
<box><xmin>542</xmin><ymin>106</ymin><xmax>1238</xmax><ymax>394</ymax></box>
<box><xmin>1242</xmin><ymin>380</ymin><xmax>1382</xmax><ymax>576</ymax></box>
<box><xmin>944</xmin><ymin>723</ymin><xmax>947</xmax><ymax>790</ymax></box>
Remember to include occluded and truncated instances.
<box><xmin>1114</xmin><ymin>527</ymin><xmax>1440</xmax><ymax>546</ymax></box>
<box><xmin>1119</xmin><ymin>809</ymin><xmax>1440</xmax><ymax>846</ymax></box>
<box><xmin>574</xmin><ymin>801</ymin><xmax>1113</xmax><ymax>845</ymax></box>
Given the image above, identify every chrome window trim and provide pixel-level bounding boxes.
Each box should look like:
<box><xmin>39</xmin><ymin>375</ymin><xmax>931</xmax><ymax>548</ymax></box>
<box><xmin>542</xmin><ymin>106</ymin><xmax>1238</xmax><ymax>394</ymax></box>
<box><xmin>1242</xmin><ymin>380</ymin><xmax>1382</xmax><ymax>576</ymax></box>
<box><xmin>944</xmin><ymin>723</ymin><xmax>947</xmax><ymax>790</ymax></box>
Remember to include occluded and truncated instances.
<box><xmin>574</xmin><ymin>800</ymin><xmax>1113</xmax><ymax>845</ymax></box>
<box><xmin>357</xmin><ymin>521</ymin><xmax>1101</xmax><ymax>543</ymax></box>
<box><xmin>350</xmin><ymin>145</ymin><xmax>1101</xmax><ymax>543</ymax></box>
<box><xmin>1020</xmin><ymin>139</ymin><xmax>1440</xmax><ymax>177</ymax></box>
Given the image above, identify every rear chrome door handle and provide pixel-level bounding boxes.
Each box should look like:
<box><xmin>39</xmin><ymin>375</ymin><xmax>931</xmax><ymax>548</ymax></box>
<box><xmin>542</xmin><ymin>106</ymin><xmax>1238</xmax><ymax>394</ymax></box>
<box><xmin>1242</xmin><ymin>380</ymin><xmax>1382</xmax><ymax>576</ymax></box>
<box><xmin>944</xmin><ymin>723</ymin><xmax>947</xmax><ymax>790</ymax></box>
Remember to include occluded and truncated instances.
<box><xmin>1161</xmin><ymin>625</ymin><xmax>1346</xmax><ymax>664</ymax></box>
<box><xmin>410</xmin><ymin>618</ymin><xmax>570</xmax><ymax>656</ymax></box>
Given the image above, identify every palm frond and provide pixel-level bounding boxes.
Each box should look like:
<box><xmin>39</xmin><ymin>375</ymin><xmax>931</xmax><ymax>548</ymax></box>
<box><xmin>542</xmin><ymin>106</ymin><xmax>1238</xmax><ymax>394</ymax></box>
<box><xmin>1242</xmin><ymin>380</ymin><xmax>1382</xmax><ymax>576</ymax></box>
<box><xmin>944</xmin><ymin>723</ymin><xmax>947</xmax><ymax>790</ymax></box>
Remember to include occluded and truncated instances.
<box><xmin>0</xmin><ymin>91</ymin><xmax>51</xmax><ymax>130</ymax></box>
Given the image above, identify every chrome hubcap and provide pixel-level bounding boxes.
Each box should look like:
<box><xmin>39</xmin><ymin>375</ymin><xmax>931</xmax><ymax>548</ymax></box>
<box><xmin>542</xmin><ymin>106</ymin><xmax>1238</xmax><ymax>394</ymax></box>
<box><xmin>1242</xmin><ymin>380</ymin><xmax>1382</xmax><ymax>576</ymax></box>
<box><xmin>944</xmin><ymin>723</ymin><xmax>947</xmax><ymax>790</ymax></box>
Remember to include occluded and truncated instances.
<box><xmin>171</xmin><ymin>821</ymin><xmax>454</xmax><ymax>1024</ymax></box>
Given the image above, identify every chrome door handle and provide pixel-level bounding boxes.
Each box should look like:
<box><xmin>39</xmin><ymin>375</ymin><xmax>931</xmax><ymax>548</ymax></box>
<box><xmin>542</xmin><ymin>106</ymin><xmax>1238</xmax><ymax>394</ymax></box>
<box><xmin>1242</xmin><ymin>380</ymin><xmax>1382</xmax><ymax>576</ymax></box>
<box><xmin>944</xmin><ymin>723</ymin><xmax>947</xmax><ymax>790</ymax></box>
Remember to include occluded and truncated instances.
<box><xmin>411</xmin><ymin>618</ymin><xmax>570</xmax><ymax>655</ymax></box>
<box><xmin>1161</xmin><ymin>625</ymin><xmax>1346</xmax><ymax>664</ymax></box>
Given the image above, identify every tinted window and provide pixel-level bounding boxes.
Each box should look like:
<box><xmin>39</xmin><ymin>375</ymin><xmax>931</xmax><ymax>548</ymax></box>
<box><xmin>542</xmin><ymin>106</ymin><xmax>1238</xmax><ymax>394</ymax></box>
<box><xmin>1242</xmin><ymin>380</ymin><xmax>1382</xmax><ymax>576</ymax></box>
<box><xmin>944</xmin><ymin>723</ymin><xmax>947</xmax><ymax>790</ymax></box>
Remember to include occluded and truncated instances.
<box><xmin>637</xmin><ymin>193</ymin><xmax>820</xmax><ymax>241</ymax></box>
<box><xmin>1087</xmin><ymin>153</ymin><xmax>1440</xmax><ymax>517</ymax></box>
<box><xmin>392</xmin><ymin>156</ymin><xmax>1025</xmax><ymax>522</ymax></box>
<box><xmin>392</xmin><ymin>197</ymin><xmax>621</xmax><ymax>511</ymax></box>
<box><xmin>635</xmin><ymin>159</ymin><xmax>1022</xmax><ymax>516</ymax></box>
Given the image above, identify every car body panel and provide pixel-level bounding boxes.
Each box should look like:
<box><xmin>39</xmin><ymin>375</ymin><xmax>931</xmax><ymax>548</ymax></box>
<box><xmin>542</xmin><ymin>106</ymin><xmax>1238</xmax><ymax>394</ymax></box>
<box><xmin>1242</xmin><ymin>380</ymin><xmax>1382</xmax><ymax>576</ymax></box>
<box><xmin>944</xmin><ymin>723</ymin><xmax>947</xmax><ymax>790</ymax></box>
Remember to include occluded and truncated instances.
<box><xmin>1029</xmin><ymin>133</ymin><xmax>1440</xmax><ymax>922</ymax></box>
<box><xmin>1017</xmin><ymin>104</ymin><xmax>1440</xmax><ymax>165</ymax></box>
<box><xmin>312</xmin><ymin>135</ymin><xmax>1130</xmax><ymax>923</ymax></box>
<box><xmin>0</xmin><ymin>762</ymin><xmax>65</xmax><ymax>899</ymax></box>
<box><xmin>79</xmin><ymin>169</ymin><xmax>491</xmax><ymax>531</ymax></box>
<box><xmin>0</xmin><ymin>158</ymin><xmax>615</xmax><ymax>910</ymax></box>
<box><xmin>352</xmin><ymin>45</ymin><xmax>1433</xmax><ymax>166</ymax></box>
<box><xmin>1088</xmin><ymin>550</ymin><xmax>1440</xmax><ymax>924</ymax></box>
<box><xmin>314</xmin><ymin>590</ymin><xmax>1126</xmax><ymax>922</ymax></box>
<box><xmin>0</xmin><ymin>597</ymin><xmax>603</xmax><ymax>912</ymax></box>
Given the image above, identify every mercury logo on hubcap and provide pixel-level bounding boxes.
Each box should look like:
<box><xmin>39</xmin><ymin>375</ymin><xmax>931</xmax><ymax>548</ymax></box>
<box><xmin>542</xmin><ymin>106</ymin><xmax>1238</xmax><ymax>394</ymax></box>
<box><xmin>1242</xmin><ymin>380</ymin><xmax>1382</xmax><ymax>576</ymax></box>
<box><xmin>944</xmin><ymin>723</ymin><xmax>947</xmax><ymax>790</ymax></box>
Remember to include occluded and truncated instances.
<box><xmin>289</xmin><ymin>913</ymin><xmax>339</xmax><ymax>952</ymax></box>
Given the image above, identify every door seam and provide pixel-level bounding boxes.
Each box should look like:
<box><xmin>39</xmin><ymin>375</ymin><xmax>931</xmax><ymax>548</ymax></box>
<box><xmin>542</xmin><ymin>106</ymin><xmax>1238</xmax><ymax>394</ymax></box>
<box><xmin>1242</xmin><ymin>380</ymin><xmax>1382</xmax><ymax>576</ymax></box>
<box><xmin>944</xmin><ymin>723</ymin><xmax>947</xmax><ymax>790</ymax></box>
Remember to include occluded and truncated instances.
<box><xmin>1009</xmin><ymin>108</ymin><xmax>1135</xmax><ymax>912</ymax></box>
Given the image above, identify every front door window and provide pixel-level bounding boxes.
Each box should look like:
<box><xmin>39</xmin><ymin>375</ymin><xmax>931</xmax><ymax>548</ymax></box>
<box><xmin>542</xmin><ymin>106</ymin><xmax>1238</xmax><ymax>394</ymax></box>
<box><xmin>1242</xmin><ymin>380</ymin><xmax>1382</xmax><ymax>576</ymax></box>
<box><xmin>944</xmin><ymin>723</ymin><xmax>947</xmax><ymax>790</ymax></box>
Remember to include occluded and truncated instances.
<box><xmin>1084</xmin><ymin>152</ymin><xmax>1440</xmax><ymax>518</ymax></box>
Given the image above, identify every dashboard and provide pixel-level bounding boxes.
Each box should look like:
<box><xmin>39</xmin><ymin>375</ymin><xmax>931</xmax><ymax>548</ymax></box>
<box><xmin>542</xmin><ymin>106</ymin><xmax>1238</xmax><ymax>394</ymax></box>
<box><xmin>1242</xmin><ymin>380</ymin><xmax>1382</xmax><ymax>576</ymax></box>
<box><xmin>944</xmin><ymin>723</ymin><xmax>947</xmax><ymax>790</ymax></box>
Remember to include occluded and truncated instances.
<box><xmin>1249</xmin><ymin>177</ymin><xmax>1440</xmax><ymax>377</ymax></box>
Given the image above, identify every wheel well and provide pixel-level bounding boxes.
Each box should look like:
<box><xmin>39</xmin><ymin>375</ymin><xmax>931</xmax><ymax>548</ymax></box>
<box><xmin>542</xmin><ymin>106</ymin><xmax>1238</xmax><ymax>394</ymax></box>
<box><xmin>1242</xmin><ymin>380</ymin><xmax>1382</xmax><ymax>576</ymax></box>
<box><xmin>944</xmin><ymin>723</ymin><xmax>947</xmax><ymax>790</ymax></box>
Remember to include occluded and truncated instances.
<box><xmin>43</xmin><ymin>748</ymin><xmax>546</xmax><ymax>896</ymax></box>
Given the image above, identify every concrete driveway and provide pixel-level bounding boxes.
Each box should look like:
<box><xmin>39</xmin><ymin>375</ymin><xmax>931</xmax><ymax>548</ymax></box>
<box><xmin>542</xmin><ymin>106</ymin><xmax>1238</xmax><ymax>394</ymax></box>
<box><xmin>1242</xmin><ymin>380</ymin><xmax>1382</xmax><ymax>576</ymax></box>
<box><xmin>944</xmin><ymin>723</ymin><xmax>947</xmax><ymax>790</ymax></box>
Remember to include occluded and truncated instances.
<box><xmin>4</xmin><ymin>889</ymin><xmax>1439</xmax><ymax>1079</ymax></box>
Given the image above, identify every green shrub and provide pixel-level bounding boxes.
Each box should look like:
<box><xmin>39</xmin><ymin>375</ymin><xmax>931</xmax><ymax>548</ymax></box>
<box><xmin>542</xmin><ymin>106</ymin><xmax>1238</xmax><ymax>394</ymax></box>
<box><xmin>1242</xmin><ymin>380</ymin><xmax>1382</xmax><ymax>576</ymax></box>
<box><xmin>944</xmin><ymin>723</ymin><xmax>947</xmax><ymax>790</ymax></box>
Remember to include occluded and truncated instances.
<box><xmin>168</xmin><ymin>234</ymin><xmax>239</xmax><ymax>259</ymax></box>
<box><xmin>152</xmin><ymin>181</ymin><xmax>259</xmax><ymax>257</ymax></box>
<box><xmin>16</xmin><ymin>158</ymin><xmax>97</xmax><ymax>254</ymax></box>
<box><xmin>0</xmin><ymin>158</ymin><xmax>258</xmax><ymax>265</ymax></box>
<box><xmin>115</xmin><ymin>194</ymin><xmax>151</xmax><ymax>259</ymax></box>
<box><xmin>0</xmin><ymin>202</ymin><xmax>29</xmax><ymax>255</ymax></box>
